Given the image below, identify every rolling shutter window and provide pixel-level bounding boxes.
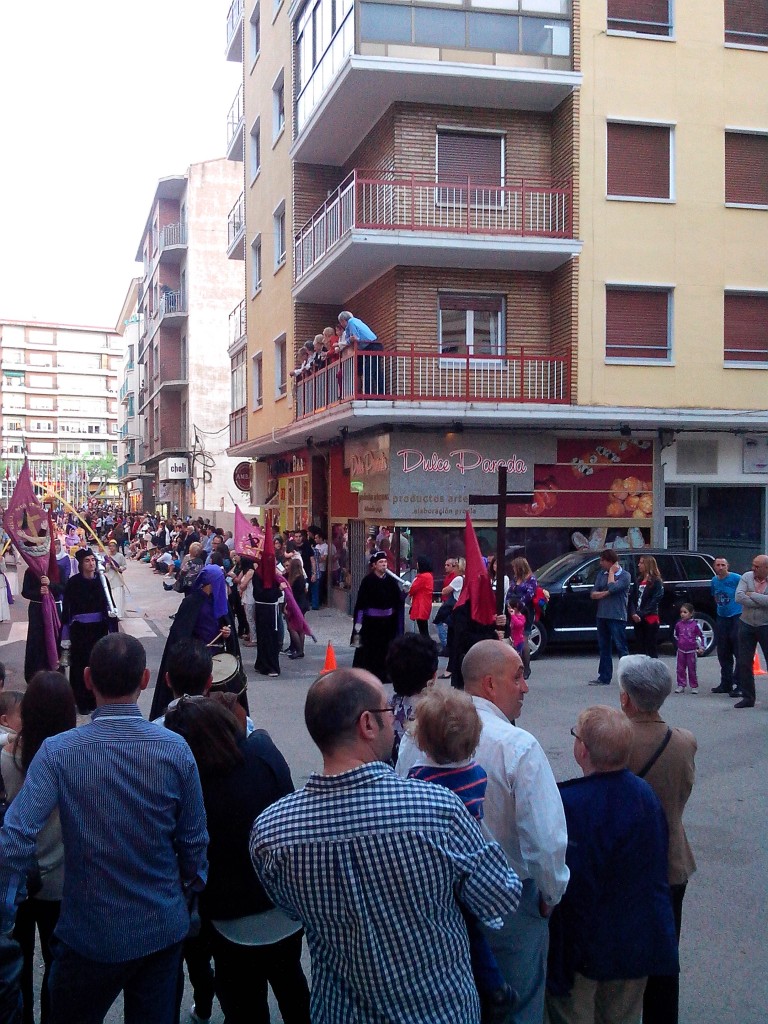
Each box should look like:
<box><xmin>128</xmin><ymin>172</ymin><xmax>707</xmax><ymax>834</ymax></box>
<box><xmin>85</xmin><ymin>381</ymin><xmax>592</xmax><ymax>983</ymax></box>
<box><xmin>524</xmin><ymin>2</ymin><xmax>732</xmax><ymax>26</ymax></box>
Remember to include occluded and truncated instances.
<box><xmin>725</xmin><ymin>133</ymin><xmax>768</xmax><ymax>206</ymax></box>
<box><xmin>724</xmin><ymin>0</ymin><xmax>768</xmax><ymax>45</ymax></box>
<box><xmin>724</xmin><ymin>293</ymin><xmax>768</xmax><ymax>362</ymax></box>
<box><xmin>437</xmin><ymin>132</ymin><xmax>503</xmax><ymax>187</ymax></box>
<box><xmin>607</xmin><ymin>0</ymin><xmax>671</xmax><ymax>36</ymax></box>
<box><xmin>607</xmin><ymin>123</ymin><xmax>671</xmax><ymax>199</ymax></box>
<box><xmin>606</xmin><ymin>288</ymin><xmax>670</xmax><ymax>360</ymax></box>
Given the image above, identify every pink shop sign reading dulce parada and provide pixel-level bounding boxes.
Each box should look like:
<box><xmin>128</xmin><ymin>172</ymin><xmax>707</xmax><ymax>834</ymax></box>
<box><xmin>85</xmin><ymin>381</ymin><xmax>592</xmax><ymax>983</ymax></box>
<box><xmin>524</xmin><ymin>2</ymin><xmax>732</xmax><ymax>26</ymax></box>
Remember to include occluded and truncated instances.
<box><xmin>397</xmin><ymin>448</ymin><xmax>528</xmax><ymax>476</ymax></box>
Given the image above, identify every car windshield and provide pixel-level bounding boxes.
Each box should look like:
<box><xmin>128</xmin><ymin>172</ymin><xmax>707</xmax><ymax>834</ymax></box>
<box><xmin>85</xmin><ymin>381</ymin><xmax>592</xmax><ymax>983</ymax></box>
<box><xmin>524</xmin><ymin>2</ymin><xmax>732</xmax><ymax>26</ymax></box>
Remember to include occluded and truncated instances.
<box><xmin>535</xmin><ymin>552</ymin><xmax>590</xmax><ymax>585</ymax></box>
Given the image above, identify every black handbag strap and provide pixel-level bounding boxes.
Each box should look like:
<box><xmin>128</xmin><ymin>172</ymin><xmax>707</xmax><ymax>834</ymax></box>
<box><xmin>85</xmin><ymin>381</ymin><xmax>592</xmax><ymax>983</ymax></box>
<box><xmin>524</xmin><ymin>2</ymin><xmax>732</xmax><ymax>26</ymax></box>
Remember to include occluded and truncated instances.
<box><xmin>637</xmin><ymin>727</ymin><xmax>673</xmax><ymax>778</ymax></box>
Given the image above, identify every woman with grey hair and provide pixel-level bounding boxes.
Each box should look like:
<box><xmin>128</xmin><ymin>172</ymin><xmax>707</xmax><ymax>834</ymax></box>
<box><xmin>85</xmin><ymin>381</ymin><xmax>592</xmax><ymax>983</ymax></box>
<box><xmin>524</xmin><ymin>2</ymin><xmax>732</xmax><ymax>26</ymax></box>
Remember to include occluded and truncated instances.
<box><xmin>618</xmin><ymin>654</ymin><xmax>697</xmax><ymax>1024</ymax></box>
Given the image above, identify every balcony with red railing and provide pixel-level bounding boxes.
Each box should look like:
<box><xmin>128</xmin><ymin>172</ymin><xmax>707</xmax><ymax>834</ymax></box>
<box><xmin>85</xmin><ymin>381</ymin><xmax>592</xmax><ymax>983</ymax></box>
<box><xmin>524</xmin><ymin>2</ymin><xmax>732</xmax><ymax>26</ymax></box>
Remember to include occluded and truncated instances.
<box><xmin>293</xmin><ymin>344</ymin><xmax>570</xmax><ymax>420</ymax></box>
<box><xmin>293</xmin><ymin>170</ymin><xmax>579</xmax><ymax>302</ymax></box>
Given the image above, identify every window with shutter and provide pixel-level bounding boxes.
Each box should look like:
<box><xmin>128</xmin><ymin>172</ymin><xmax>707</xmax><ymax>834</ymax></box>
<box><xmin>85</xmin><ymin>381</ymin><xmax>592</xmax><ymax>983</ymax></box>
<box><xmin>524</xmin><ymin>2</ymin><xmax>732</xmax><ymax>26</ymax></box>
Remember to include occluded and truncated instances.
<box><xmin>607</xmin><ymin>0</ymin><xmax>671</xmax><ymax>36</ymax></box>
<box><xmin>724</xmin><ymin>0</ymin><xmax>768</xmax><ymax>46</ymax></box>
<box><xmin>607</xmin><ymin>123</ymin><xmax>672</xmax><ymax>199</ymax></box>
<box><xmin>436</xmin><ymin>131</ymin><xmax>504</xmax><ymax>208</ymax></box>
<box><xmin>605</xmin><ymin>288</ymin><xmax>671</xmax><ymax>361</ymax></box>
<box><xmin>725</xmin><ymin>132</ymin><xmax>768</xmax><ymax>206</ymax></box>
<box><xmin>438</xmin><ymin>294</ymin><xmax>505</xmax><ymax>357</ymax></box>
<box><xmin>724</xmin><ymin>293</ymin><xmax>768</xmax><ymax>363</ymax></box>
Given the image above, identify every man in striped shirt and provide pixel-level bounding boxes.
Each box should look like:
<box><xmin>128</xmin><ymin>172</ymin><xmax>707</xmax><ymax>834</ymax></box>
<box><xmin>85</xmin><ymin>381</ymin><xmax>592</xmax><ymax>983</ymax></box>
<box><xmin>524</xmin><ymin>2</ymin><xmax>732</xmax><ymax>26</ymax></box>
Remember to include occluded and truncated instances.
<box><xmin>0</xmin><ymin>633</ymin><xmax>208</xmax><ymax>1024</ymax></box>
<box><xmin>250</xmin><ymin>667</ymin><xmax>522</xmax><ymax>1024</ymax></box>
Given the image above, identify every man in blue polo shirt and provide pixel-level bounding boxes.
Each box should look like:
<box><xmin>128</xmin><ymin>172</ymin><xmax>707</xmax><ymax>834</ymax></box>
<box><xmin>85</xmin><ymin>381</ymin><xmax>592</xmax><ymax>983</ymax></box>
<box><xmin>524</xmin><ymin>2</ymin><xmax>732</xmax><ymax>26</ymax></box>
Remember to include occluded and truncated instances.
<box><xmin>710</xmin><ymin>556</ymin><xmax>742</xmax><ymax>695</ymax></box>
<box><xmin>338</xmin><ymin>310</ymin><xmax>384</xmax><ymax>394</ymax></box>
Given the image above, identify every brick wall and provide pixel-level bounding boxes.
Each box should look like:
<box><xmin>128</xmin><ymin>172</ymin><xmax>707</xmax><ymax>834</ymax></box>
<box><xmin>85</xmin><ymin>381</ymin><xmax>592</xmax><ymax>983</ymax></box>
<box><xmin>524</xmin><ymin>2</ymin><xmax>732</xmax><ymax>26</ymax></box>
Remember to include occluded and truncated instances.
<box><xmin>293</xmin><ymin>163</ymin><xmax>343</xmax><ymax>232</ymax></box>
<box><xmin>550</xmin><ymin>260</ymin><xmax>578</xmax><ymax>401</ymax></box>
<box><xmin>346</xmin><ymin>270</ymin><xmax>400</xmax><ymax>350</ymax></box>
<box><xmin>345</xmin><ymin>107</ymin><xmax>396</xmax><ymax>175</ymax></box>
<box><xmin>391</xmin><ymin>103</ymin><xmax>554</xmax><ymax>183</ymax></box>
<box><xmin>158</xmin><ymin>327</ymin><xmax>182</xmax><ymax>381</ymax></box>
<box><xmin>293</xmin><ymin>302</ymin><xmax>339</xmax><ymax>362</ymax></box>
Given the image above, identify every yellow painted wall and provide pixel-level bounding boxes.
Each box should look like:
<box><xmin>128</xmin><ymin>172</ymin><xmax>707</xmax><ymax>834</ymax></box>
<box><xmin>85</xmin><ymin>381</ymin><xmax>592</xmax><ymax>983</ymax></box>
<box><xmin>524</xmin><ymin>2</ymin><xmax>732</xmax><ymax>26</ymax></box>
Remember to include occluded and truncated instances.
<box><xmin>578</xmin><ymin>1</ymin><xmax>768</xmax><ymax>410</ymax></box>
<box><xmin>244</xmin><ymin>0</ymin><xmax>295</xmax><ymax>443</ymax></box>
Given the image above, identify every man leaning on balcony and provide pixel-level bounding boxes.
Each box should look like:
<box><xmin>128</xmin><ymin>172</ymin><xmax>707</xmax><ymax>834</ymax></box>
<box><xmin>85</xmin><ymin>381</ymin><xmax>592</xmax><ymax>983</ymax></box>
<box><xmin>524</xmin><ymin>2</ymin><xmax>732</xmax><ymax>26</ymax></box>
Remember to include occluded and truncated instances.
<box><xmin>338</xmin><ymin>310</ymin><xmax>383</xmax><ymax>395</ymax></box>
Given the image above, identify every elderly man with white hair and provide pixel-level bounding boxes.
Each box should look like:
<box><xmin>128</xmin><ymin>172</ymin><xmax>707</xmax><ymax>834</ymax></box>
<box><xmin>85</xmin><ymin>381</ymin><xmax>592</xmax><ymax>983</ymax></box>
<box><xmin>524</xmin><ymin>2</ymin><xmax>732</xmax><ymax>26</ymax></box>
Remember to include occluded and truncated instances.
<box><xmin>618</xmin><ymin>654</ymin><xmax>697</xmax><ymax>1024</ymax></box>
<box><xmin>338</xmin><ymin>310</ymin><xmax>383</xmax><ymax>394</ymax></box>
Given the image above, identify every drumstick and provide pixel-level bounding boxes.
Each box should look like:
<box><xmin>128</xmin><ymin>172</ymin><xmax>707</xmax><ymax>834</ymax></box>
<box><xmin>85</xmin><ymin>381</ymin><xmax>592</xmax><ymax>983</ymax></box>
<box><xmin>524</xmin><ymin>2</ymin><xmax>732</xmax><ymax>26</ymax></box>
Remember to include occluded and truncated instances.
<box><xmin>206</xmin><ymin>631</ymin><xmax>225</xmax><ymax>647</ymax></box>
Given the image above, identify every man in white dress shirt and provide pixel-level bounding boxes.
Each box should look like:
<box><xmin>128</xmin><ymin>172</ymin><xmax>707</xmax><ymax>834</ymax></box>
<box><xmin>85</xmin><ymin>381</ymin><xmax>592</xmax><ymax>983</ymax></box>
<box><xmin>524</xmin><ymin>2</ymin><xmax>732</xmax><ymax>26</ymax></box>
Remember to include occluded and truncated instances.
<box><xmin>462</xmin><ymin>640</ymin><xmax>569</xmax><ymax>1024</ymax></box>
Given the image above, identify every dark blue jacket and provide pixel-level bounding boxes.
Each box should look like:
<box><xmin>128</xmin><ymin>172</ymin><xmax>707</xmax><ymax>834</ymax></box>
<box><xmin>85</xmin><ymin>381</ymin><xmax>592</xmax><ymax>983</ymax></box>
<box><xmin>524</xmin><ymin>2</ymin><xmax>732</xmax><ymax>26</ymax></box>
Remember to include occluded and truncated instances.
<box><xmin>547</xmin><ymin>769</ymin><xmax>678</xmax><ymax>996</ymax></box>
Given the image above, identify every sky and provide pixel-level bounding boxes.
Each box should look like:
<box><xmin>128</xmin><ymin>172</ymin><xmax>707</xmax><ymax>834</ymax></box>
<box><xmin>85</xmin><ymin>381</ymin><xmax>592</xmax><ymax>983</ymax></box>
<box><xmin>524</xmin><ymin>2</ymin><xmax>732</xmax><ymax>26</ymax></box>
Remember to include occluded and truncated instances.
<box><xmin>0</xmin><ymin>1</ymin><xmax>240</xmax><ymax>329</ymax></box>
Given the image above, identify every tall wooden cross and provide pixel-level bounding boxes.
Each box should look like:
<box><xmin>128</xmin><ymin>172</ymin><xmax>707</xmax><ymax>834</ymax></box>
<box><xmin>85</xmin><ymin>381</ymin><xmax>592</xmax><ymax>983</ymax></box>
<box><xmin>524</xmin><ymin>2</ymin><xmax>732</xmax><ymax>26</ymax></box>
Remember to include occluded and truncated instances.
<box><xmin>469</xmin><ymin>466</ymin><xmax>534</xmax><ymax>614</ymax></box>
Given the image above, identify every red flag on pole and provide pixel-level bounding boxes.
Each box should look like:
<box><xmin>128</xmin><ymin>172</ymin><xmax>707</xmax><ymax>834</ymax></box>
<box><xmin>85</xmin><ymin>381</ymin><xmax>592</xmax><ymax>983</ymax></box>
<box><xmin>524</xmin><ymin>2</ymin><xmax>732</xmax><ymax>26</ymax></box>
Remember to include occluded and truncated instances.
<box><xmin>455</xmin><ymin>512</ymin><xmax>497</xmax><ymax>626</ymax></box>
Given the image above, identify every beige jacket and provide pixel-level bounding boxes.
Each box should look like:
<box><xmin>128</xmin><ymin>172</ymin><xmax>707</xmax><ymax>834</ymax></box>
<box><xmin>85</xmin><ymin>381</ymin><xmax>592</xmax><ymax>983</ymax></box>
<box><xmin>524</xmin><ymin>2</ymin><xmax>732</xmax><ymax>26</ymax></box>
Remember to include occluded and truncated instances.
<box><xmin>626</xmin><ymin>714</ymin><xmax>697</xmax><ymax>886</ymax></box>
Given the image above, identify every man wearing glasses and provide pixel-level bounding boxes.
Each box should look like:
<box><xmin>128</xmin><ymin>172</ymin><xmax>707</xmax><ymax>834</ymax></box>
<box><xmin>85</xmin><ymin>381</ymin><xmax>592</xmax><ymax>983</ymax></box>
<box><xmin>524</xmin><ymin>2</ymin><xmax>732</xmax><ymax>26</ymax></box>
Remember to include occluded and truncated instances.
<box><xmin>250</xmin><ymin>667</ymin><xmax>522</xmax><ymax>1024</ymax></box>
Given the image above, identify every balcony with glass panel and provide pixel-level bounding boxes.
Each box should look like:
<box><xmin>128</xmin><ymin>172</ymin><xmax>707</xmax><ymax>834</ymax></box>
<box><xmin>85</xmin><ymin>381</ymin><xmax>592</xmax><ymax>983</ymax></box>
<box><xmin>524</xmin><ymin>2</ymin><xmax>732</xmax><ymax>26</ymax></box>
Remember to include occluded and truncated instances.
<box><xmin>226</xmin><ymin>0</ymin><xmax>244</xmax><ymax>61</ymax></box>
<box><xmin>227</xmin><ymin>193</ymin><xmax>246</xmax><ymax>260</ymax></box>
<box><xmin>291</xmin><ymin>0</ymin><xmax>579</xmax><ymax>164</ymax></box>
<box><xmin>226</xmin><ymin>84</ymin><xmax>245</xmax><ymax>161</ymax></box>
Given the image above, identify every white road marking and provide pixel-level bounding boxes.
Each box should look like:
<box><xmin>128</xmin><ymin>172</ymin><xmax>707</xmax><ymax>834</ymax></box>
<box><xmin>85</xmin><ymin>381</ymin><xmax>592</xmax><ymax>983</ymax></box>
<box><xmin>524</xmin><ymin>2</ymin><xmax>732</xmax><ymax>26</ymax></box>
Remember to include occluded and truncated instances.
<box><xmin>0</xmin><ymin>622</ymin><xmax>28</xmax><ymax>646</ymax></box>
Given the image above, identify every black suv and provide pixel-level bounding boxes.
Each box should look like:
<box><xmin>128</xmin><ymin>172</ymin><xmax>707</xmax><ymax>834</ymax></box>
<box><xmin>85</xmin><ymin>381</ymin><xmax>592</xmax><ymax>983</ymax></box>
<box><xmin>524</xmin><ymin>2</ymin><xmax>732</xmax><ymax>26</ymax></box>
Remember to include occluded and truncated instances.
<box><xmin>530</xmin><ymin>550</ymin><xmax>717</xmax><ymax>658</ymax></box>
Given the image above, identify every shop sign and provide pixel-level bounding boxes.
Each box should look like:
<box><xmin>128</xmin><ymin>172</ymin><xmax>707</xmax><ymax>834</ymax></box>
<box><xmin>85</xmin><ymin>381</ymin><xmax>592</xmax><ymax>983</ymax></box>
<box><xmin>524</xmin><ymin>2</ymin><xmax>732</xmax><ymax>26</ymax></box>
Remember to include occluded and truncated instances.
<box><xmin>158</xmin><ymin>457</ymin><xmax>189</xmax><ymax>481</ymax></box>
<box><xmin>345</xmin><ymin>436</ymin><xmax>391</xmax><ymax>519</ymax></box>
<box><xmin>233</xmin><ymin>461</ymin><xmax>252</xmax><ymax>491</ymax></box>
<box><xmin>389</xmin><ymin>433</ymin><xmax>554</xmax><ymax>520</ymax></box>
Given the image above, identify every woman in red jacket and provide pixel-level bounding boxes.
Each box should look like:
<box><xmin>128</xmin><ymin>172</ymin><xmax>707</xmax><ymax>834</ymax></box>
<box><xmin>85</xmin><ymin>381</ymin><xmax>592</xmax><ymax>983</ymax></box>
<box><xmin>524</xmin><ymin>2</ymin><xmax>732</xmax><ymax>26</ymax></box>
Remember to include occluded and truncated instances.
<box><xmin>408</xmin><ymin>556</ymin><xmax>435</xmax><ymax>637</ymax></box>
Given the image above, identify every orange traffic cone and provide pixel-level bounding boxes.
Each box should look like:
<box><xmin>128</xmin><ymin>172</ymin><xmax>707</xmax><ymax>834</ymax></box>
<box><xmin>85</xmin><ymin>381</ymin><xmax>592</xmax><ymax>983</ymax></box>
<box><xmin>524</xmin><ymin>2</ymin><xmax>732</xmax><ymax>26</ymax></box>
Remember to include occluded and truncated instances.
<box><xmin>323</xmin><ymin>642</ymin><xmax>337</xmax><ymax>672</ymax></box>
<box><xmin>753</xmin><ymin>652</ymin><xmax>767</xmax><ymax>676</ymax></box>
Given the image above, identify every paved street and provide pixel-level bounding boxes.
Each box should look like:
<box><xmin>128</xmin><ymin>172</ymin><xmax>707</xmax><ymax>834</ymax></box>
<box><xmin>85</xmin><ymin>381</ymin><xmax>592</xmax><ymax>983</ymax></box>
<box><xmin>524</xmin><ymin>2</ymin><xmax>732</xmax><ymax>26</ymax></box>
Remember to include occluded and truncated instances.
<box><xmin>1</xmin><ymin>557</ymin><xmax>767</xmax><ymax>1023</ymax></box>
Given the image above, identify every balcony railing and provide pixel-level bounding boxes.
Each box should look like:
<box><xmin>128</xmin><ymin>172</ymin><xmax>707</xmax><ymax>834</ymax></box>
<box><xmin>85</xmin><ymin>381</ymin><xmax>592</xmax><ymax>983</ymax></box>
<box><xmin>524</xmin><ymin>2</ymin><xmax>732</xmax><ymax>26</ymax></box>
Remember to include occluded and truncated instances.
<box><xmin>229</xmin><ymin>299</ymin><xmax>246</xmax><ymax>348</ymax></box>
<box><xmin>119</xmin><ymin>380</ymin><xmax>130</xmax><ymax>401</ymax></box>
<box><xmin>159</xmin><ymin>290</ymin><xmax>186</xmax><ymax>317</ymax></box>
<box><xmin>294</xmin><ymin>171</ymin><xmax>574</xmax><ymax>281</ymax></box>
<box><xmin>159</xmin><ymin>222</ymin><xmax>187</xmax><ymax>249</ymax></box>
<box><xmin>226</xmin><ymin>0</ymin><xmax>244</xmax><ymax>51</ymax></box>
<box><xmin>294</xmin><ymin>345</ymin><xmax>570</xmax><ymax>419</ymax></box>
<box><xmin>227</xmin><ymin>84</ymin><xmax>244</xmax><ymax>148</ymax></box>
<box><xmin>230</xmin><ymin>408</ymin><xmax>247</xmax><ymax>447</ymax></box>
<box><xmin>227</xmin><ymin>193</ymin><xmax>245</xmax><ymax>250</ymax></box>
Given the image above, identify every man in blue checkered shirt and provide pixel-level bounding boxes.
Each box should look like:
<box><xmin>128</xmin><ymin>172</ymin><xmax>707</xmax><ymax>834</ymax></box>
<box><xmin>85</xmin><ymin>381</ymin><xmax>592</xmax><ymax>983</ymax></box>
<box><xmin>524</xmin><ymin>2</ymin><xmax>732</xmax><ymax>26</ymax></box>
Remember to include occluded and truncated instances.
<box><xmin>250</xmin><ymin>667</ymin><xmax>522</xmax><ymax>1024</ymax></box>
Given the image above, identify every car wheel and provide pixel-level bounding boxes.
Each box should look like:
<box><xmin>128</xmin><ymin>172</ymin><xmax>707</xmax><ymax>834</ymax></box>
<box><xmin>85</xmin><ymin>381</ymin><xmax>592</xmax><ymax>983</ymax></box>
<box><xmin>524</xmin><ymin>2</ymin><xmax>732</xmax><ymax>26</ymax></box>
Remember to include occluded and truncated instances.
<box><xmin>528</xmin><ymin>622</ymin><xmax>547</xmax><ymax>660</ymax></box>
<box><xmin>694</xmin><ymin>612</ymin><xmax>716</xmax><ymax>656</ymax></box>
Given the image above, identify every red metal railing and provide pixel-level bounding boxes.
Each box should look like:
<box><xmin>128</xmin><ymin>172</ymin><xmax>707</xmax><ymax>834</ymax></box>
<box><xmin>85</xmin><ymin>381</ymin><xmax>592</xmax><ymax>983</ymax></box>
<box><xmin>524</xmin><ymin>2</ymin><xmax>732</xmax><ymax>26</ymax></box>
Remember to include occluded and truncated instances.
<box><xmin>294</xmin><ymin>345</ymin><xmax>570</xmax><ymax>418</ymax></box>
<box><xmin>294</xmin><ymin>170</ymin><xmax>573</xmax><ymax>281</ymax></box>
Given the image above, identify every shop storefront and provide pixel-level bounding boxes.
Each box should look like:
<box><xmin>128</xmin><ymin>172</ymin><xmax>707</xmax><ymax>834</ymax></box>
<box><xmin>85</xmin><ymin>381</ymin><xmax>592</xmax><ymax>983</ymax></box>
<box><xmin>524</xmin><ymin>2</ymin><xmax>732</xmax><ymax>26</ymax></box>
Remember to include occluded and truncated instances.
<box><xmin>333</xmin><ymin>429</ymin><xmax>658</xmax><ymax>580</ymax></box>
<box><xmin>663</xmin><ymin>433</ymin><xmax>768</xmax><ymax>573</ymax></box>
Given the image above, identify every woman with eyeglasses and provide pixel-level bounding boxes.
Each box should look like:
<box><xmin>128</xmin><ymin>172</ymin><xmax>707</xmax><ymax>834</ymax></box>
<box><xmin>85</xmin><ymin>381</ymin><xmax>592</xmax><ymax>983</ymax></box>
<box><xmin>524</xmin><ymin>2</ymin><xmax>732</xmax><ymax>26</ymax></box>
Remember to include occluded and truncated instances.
<box><xmin>164</xmin><ymin>697</ymin><xmax>310</xmax><ymax>1024</ymax></box>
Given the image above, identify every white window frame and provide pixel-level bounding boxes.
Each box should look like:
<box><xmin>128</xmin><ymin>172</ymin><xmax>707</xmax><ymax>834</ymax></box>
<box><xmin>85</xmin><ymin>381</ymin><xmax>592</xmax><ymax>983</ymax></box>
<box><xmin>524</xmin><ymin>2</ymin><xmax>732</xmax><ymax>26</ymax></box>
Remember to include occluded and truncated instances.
<box><xmin>272</xmin><ymin>69</ymin><xmax>285</xmax><ymax>144</ymax></box>
<box><xmin>249</xmin><ymin>117</ymin><xmax>261</xmax><ymax>185</ymax></box>
<box><xmin>437</xmin><ymin>293</ymin><xmax>505</xmax><ymax>365</ymax></box>
<box><xmin>252</xmin><ymin>352</ymin><xmax>263</xmax><ymax>409</ymax></box>
<box><xmin>604</xmin><ymin>282</ymin><xmax>675</xmax><ymax>366</ymax></box>
<box><xmin>250</xmin><ymin>234</ymin><xmax>263</xmax><ymax>296</ymax></box>
<box><xmin>249</xmin><ymin>2</ymin><xmax>261</xmax><ymax>67</ymax></box>
<box><xmin>273</xmin><ymin>202</ymin><xmax>286</xmax><ymax>271</ymax></box>
<box><xmin>274</xmin><ymin>333</ymin><xmax>287</xmax><ymax>398</ymax></box>
<box><xmin>606</xmin><ymin>0</ymin><xmax>675</xmax><ymax>41</ymax></box>
<box><xmin>606</xmin><ymin>118</ymin><xmax>676</xmax><ymax>204</ymax></box>
<box><xmin>724</xmin><ymin>127</ymin><xmax>768</xmax><ymax>211</ymax></box>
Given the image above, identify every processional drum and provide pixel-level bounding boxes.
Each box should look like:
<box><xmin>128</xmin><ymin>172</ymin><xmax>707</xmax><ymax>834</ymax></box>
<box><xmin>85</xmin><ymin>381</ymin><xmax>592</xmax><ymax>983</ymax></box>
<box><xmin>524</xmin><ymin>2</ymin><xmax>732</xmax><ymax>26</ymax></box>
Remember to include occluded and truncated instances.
<box><xmin>210</xmin><ymin>653</ymin><xmax>241</xmax><ymax>692</ymax></box>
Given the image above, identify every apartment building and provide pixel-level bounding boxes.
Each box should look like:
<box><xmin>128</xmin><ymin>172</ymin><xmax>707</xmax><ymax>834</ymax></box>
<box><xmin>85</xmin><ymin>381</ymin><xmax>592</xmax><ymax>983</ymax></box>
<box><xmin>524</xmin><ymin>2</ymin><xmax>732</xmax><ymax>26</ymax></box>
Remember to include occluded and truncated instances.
<box><xmin>0</xmin><ymin>318</ymin><xmax>121</xmax><ymax>505</ymax></box>
<box><xmin>115</xmin><ymin>279</ymin><xmax>153</xmax><ymax>512</ymax></box>
<box><xmin>135</xmin><ymin>159</ymin><xmax>247</xmax><ymax>518</ymax></box>
<box><xmin>577</xmin><ymin>0</ymin><xmax>768</xmax><ymax>569</ymax></box>
<box><xmin>225</xmin><ymin>0</ymin><xmax>768</xmax><ymax>585</ymax></box>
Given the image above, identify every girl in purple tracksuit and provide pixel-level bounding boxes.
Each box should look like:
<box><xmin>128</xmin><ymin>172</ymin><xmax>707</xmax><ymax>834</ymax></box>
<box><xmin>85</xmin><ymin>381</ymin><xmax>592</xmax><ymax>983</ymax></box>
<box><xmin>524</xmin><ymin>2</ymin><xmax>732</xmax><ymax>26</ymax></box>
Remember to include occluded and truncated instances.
<box><xmin>674</xmin><ymin>603</ymin><xmax>703</xmax><ymax>692</ymax></box>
